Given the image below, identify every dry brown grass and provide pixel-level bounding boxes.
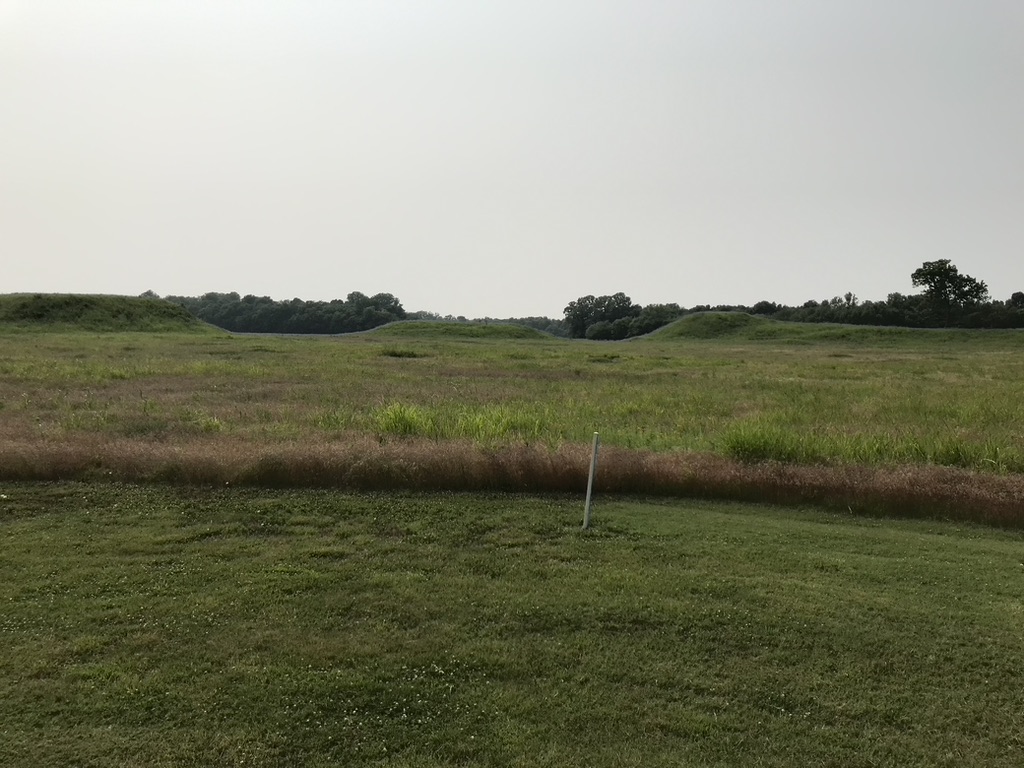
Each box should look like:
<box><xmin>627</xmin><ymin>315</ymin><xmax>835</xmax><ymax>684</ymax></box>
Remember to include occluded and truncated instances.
<box><xmin>3</xmin><ymin>436</ymin><xmax>1022</xmax><ymax>528</ymax></box>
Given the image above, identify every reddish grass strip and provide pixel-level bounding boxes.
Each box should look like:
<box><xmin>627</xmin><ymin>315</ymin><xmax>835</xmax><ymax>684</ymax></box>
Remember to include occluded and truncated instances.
<box><xmin>1</xmin><ymin>437</ymin><xmax>1022</xmax><ymax>527</ymax></box>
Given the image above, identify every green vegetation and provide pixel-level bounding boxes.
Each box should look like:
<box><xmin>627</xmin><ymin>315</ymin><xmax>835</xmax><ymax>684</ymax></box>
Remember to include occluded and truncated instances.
<box><xmin>372</xmin><ymin>321</ymin><xmax>551</xmax><ymax>340</ymax></box>
<box><xmin>0</xmin><ymin>313</ymin><xmax>1022</xmax><ymax>522</ymax></box>
<box><xmin>563</xmin><ymin>262</ymin><xmax>1024</xmax><ymax>340</ymax></box>
<box><xmin>720</xmin><ymin>420</ymin><xmax>1015</xmax><ymax>472</ymax></box>
<box><xmin>3</xmin><ymin>302</ymin><xmax>1023</xmax><ymax>764</ymax></box>
<box><xmin>370</xmin><ymin>402</ymin><xmax>544</xmax><ymax>443</ymax></box>
<box><xmin>75</xmin><ymin>259</ymin><xmax>1023</xmax><ymax>343</ymax></box>
<box><xmin>167</xmin><ymin>290</ymin><xmax>407</xmax><ymax>334</ymax></box>
<box><xmin>651</xmin><ymin>311</ymin><xmax>766</xmax><ymax>340</ymax></box>
<box><xmin>2</xmin><ymin>483</ymin><xmax>1023</xmax><ymax>767</ymax></box>
<box><xmin>0</xmin><ymin>294</ymin><xmax>209</xmax><ymax>332</ymax></box>
<box><xmin>651</xmin><ymin>311</ymin><xmax>1024</xmax><ymax>346</ymax></box>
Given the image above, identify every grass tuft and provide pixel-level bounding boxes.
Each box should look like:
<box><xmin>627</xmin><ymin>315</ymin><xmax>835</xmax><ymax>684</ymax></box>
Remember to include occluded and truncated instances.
<box><xmin>371</xmin><ymin>402</ymin><xmax>545</xmax><ymax>443</ymax></box>
<box><xmin>372</xmin><ymin>402</ymin><xmax>434</xmax><ymax>438</ymax></box>
<box><xmin>720</xmin><ymin>422</ymin><xmax>810</xmax><ymax>464</ymax></box>
<box><xmin>378</xmin><ymin>347</ymin><xmax>427</xmax><ymax>358</ymax></box>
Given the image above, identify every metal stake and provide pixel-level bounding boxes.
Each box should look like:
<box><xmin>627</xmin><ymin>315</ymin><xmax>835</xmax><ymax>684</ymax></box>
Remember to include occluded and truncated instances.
<box><xmin>582</xmin><ymin>432</ymin><xmax>600</xmax><ymax>529</ymax></box>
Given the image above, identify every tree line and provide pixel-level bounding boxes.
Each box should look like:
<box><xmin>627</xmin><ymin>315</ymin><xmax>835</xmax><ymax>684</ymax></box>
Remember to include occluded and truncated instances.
<box><xmin>561</xmin><ymin>260</ymin><xmax>1024</xmax><ymax>339</ymax></box>
<box><xmin>156</xmin><ymin>260</ymin><xmax>1022</xmax><ymax>337</ymax></box>
<box><xmin>163</xmin><ymin>291</ymin><xmax>407</xmax><ymax>334</ymax></box>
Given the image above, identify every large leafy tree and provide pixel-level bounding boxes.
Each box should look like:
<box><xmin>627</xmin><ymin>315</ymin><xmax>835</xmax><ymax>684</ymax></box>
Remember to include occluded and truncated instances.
<box><xmin>563</xmin><ymin>292</ymin><xmax>641</xmax><ymax>338</ymax></box>
<box><xmin>910</xmin><ymin>260</ymin><xmax>989</xmax><ymax>309</ymax></box>
<box><xmin>563</xmin><ymin>295</ymin><xmax>596</xmax><ymax>337</ymax></box>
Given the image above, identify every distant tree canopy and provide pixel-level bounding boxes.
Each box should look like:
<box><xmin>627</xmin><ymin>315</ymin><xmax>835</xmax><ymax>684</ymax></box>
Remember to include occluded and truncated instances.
<box><xmin>561</xmin><ymin>261</ymin><xmax>1023</xmax><ymax>338</ymax></box>
<box><xmin>166</xmin><ymin>291</ymin><xmax>406</xmax><ymax>334</ymax></box>
<box><xmin>563</xmin><ymin>293</ymin><xmax>686</xmax><ymax>339</ymax></box>
<box><xmin>563</xmin><ymin>293</ymin><xmax>641</xmax><ymax>337</ymax></box>
<box><xmin>162</xmin><ymin>258</ymin><xmax>1022</xmax><ymax>337</ymax></box>
<box><xmin>910</xmin><ymin>259</ymin><xmax>990</xmax><ymax>324</ymax></box>
<box><xmin>772</xmin><ymin>260</ymin><xmax>1019</xmax><ymax>328</ymax></box>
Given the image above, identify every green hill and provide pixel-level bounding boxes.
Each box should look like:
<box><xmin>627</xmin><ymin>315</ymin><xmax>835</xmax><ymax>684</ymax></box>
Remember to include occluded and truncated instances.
<box><xmin>369</xmin><ymin>321</ymin><xmax>551</xmax><ymax>340</ymax></box>
<box><xmin>646</xmin><ymin>311</ymin><xmax>766</xmax><ymax>339</ymax></box>
<box><xmin>647</xmin><ymin>311</ymin><xmax>1024</xmax><ymax>347</ymax></box>
<box><xmin>0</xmin><ymin>294</ymin><xmax>209</xmax><ymax>332</ymax></box>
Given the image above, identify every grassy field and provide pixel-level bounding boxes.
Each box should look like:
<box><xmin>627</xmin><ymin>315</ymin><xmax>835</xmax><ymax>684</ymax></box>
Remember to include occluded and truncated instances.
<box><xmin>3</xmin><ymin>482</ymin><xmax>1023</xmax><ymax>767</ymax></box>
<box><xmin>1</xmin><ymin>312</ymin><xmax>1022</xmax><ymax>522</ymax></box>
<box><xmin>3</xmin><ymin>302</ymin><xmax>1023</xmax><ymax>765</ymax></box>
<box><xmin>2</xmin><ymin>316</ymin><xmax>1022</xmax><ymax>460</ymax></box>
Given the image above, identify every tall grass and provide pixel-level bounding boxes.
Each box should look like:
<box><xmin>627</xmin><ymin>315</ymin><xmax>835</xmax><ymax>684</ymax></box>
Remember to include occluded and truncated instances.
<box><xmin>2</xmin><ymin>323</ymin><xmax>1023</xmax><ymax>523</ymax></box>
<box><xmin>3</xmin><ymin>328</ymin><xmax>1022</xmax><ymax>465</ymax></box>
<box><xmin>1</xmin><ymin>436</ymin><xmax>1022</xmax><ymax>526</ymax></box>
<box><xmin>721</xmin><ymin>421</ymin><xmax>1024</xmax><ymax>473</ymax></box>
<box><xmin>371</xmin><ymin>402</ymin><xmax>544</xmax><ymax>443</ymax></box>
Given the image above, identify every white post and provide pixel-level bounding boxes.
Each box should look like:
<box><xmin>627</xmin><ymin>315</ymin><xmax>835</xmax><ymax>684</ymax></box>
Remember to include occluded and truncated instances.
<box><xmin>582</xmin><ymin>432</ymin><xmax>600</xmax><ymax>529</ymax></box>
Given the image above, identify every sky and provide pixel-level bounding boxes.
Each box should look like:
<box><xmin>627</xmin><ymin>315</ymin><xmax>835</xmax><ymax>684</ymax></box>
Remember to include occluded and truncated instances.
<box><xmin>2</xmin><ymin>1</ymin><xmax>1022</xmax><ymax>319</ymax></box>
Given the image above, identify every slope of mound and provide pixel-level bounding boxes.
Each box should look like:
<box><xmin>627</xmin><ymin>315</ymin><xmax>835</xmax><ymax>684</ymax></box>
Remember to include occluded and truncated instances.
<box><xmin>0</xmin><ymin>294</ymin><xmax>209</xmax><ymax>332</ymax></box>
<box><xmin>646</xmin><ymin>312</ymin><xmax>771</xmax><ymax>339</ymax></box>
<box><xmin>646</xmin><ymin>311</ymin><xmax>1024</xmax><ymax>347</ymax></box>
<box><xmin>370</xmin><ymin>321</ymin><xmax>550</xmax><ymax>340</ymax></box>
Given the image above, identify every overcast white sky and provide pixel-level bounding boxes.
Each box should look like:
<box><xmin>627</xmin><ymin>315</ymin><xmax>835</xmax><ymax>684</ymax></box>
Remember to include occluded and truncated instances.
<box><xmin>2</xmin><ymin>1</ymin><xmax>1022</xmax><ymax>318</ymax></box>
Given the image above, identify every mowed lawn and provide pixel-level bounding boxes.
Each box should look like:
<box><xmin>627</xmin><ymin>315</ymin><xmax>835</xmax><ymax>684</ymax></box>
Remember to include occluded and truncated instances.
<box><xmin>2</xmin><ymin>483</ymin><xmax>1023</xmax><ymax>767</ymax></box>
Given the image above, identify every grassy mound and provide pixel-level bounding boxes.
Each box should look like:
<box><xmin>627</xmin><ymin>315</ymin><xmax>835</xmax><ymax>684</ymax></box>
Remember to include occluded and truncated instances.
<box><xmin>0</xmin><ymin>294</ymin><xmax>208</xmax><ymax>332</ymax></box>
<box><xmin>370</xmin><ymin>321</ymin><xmax>550</xmax><ymax>340</ymax></box>
<box><xmin>649</xmin><ymin>311</ymin><xmax>766</xmax><ymax>339</ymax></box>
<box><xmin>648</xmin><ymin>311</ymin><xmax>1024</xmax><ymax>346</ymax></box>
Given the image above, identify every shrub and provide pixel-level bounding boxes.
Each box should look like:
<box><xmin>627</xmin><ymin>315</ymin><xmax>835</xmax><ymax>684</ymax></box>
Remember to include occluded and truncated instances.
<box><xmin>372</xmin><ymin>403</ymin><xmax>434</xmax><ymax>438</ymax></box>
